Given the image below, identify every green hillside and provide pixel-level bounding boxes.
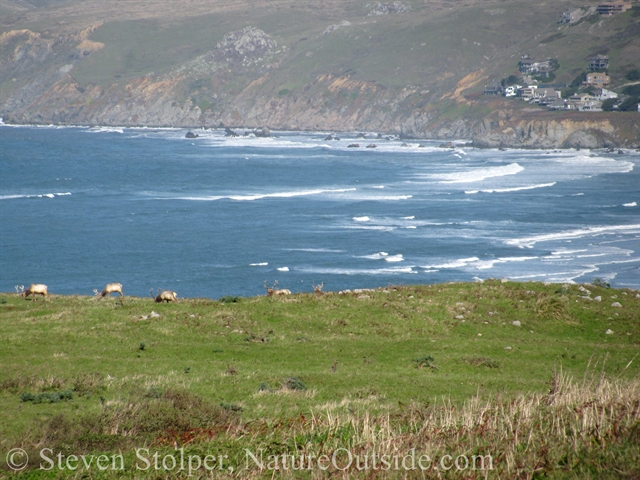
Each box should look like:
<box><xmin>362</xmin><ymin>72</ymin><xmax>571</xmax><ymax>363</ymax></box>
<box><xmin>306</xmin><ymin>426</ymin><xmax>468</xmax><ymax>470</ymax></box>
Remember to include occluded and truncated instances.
<box><xmin>1</xmin><ymin>281</ymin><xmax>639</xmax><ymax>477</ymax></box>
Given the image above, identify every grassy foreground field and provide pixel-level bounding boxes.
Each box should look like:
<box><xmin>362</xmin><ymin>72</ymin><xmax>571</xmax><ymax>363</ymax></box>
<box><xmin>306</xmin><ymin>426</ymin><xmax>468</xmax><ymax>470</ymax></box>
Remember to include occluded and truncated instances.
<box><xmin>1</xmin><ymin>281</ymin><xmax>639</xmax><ymax>478</ymax></box>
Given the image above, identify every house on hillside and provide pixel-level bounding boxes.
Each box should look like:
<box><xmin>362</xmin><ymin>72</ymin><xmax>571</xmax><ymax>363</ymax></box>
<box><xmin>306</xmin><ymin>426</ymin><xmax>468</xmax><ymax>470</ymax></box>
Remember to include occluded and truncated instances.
<box><xmin>521</xmin><ymin>87</ymin><xmax>561</xmax><ymax>104</ymax></box>
<box><xmin>594</xmin><ymin>88</ymin><xmax>618</xmax><ymax>101</ymax></box>
<box><xmin>543</xmin><ymin>96</ymin><xmax>566</xmax><ymax>109</ymax></box>
<box><xmin>568</xmin><ymin>93</ymin><xmax>602</xmax><ymax>111</ymax></box>
<box><xmin>518</xmin><ymin>56</ymin><xmax>556</xmax><ymax>77</ymax></box>
<box><xmin>589</xmin><ymin>54</ymin><xmax>609</xmax><ymax>71</ymax></box>
<box><xmin>519</xmin><ymin>86</ymin><xmax>538</xmax><ymax>101</ymax></box>
<box><xmin>483</xmin><ymin>81</ymin><xmax>503</xmax><ymax>95</ymax></box>
<box><xmin>503</xmin><ymin>85</ymin><xmax>522</xmax><ymax>97</ymax></box>
<box><xmin>583</xmin><ymin>72</ymin><xmax>611</xmax><ymax>87</ymax></box>
<box><xmin>597</xmin><ymin>2</ymin><xmax>631</xmax><ymax>15</ymax></box>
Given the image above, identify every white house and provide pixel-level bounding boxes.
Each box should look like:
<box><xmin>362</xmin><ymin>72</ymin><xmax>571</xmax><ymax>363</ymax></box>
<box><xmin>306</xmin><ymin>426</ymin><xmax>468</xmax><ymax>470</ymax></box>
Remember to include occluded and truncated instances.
<box><xmin>593</xmin><ymin>88</ymin><xmax>618</xmax><ymax>101</ymax></box>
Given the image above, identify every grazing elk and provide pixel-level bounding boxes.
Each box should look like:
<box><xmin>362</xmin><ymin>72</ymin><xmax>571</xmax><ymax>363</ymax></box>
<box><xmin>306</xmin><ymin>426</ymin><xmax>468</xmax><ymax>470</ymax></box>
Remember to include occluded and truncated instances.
<box><xmin>17</xmin><ymin>284</ymin><xmax>48</xmax><ymax>300</ymax></box>
<box><xmin>264</xmin><ymin>280</ymin><xmax>291</xmax><ymax>296</ymax></box>
<box><xmin>153</xmin><ymin>289</ymin><xmax>178</xmax><ymax>303</ymax></box>
<box><xmin>99</xmin><ymin>282</ymin><xmax>124</xmax><ymax>298</ymax></box>
<box><xmin>312</xmin><ymin>282</ymin><xmax>324</xmax><ymax>294</ymax></box>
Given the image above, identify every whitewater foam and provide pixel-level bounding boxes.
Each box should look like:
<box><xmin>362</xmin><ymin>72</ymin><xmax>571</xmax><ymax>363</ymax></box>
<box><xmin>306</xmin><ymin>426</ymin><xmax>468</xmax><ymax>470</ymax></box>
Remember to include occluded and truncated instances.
<box><xmin>172</xmin><ymin>187</ymin><xmax>356</xmax><ymax>201</ymax></box>
<box><xmin>506</xmin><ymin>224</ymin><xmax>640</xmax><ymax>248</ymax></box>
<box><xmin>297</xmin><ymin>266</ymin><xmax>416</xmax><ymax>275</ymax></box>
<box><xmin>465</xmin><ymin>182</ymin><xmax>556</xmax><ymax>194</ymax></box>
<box><xmin>421</xmin><ymin>257</ymin><xmax>480</xmax><ymax>269</ymax></box>
<box><xmin>0</xmin><ymin>192</ymin><xmax>72</xmax><ymax>200</ymax></box>
<box><xmin>429</xmin><ymin>163</ymin><xmax>524</xmax><ymax>184</ymax></box>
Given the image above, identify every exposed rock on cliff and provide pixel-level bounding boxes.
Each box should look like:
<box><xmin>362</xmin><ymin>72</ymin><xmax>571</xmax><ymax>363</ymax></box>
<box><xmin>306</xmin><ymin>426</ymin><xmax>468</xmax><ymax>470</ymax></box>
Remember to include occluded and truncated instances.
<box><xmin>323</xmin><ymin>21</ymin><xmax>352</xmax><ymax>35</ymax></box>
<box><xmin>367</xmin><ymin>2</ymin><xmax>412</xmax><ymax>16</ymax></box>
<box><xmin>471</xmin><ymin>115</ymin><xmax>631</xmax><ymax>149</ymax></box>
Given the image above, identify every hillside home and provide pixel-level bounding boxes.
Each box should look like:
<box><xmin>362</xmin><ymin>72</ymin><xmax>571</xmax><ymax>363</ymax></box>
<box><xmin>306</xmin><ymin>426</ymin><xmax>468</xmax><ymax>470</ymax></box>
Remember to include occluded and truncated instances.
<box><xmin>583</xmin><ymin>72</ymin><xmax>611</xmax><ymax>87</ymax></box>
<box><xmin>483</xmin><ymin>81</ymin><xmax>502</xmax><ymax>95</ymax></box>
<box><xmin>518</xmin><ymin>56</ymin><xmax>554</xmax><ymax>74</ymax></box>
<box><xmin>597</xmin><ymin>2</ymin><xmax>631</xmax><ymax>15</ymax></box>
<box><xmin>537</xmin><ymin>88</ymin><xmax>561</xmax><ymax>99</ymax></box>
<box><xmin>503</xmin><ymin>85</ymin><xmax>522</xmax><ymax>97</ymax></box>
<box><xmin>519</xmin><ymin>86</ymin><xmax>538</xmax><ymax>101</ymax></box>
<box><xmin>569</xmin><ymin>93</ymin><xmax>594</xmax><ymax>103</ymax></box>
<box><xmin>578</xmin><ymin>101</ymin><xmax>603</xmax><ymax>111</ymax></box>
<box><xmin>567</xmin><ymin>93</ymin><xmax>602</xmax><ymax>111</ymax></box>
<box><xmin>542</xmin><ymin>96</ymin><xmax>566</xmax><ymax>109</ymax></box>
<box><xmin>589</xmin><ymin>54</ymin><xmax>609</xmax><ymax>71</ymax></box>
<box><xmin>594</xmin><ymin>88</ymin><xmax>618</xmax><ymax>100</ymax></box>
<box><xmin>524</xmin><ymin>87</ymin><xmax>561</xmax><ymax>104</ymax></box>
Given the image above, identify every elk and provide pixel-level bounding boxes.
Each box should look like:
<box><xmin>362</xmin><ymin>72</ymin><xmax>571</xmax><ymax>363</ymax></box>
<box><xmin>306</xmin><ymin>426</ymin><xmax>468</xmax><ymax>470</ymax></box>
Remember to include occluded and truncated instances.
<box><xmin>153</xmin><ymin>289</ymin><xmax>178</xmax><ymax>303</ymax></box>
<box><xmin>99</xmin><ymin>282</ymin><xmax>124</xmax><ymax>298</ymax></box>
<box><xmin>312</xmin><ymin>282</ymin><xmax>324</xmax><ymax>294</ymax></box>
<box><xmin>264</xmin><ymin>280</ymin><xmax>291</xmax><ymax>296</ymax></box>
<box><xmin>17</xmin><ymin>284</ymin><xmax>48</xmax><ymax>300</ymax></box>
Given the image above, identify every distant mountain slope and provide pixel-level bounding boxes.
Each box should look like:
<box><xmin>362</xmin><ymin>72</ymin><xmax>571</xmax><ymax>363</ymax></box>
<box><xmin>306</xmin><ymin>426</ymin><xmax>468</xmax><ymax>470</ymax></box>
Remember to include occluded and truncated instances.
<box><xmin>1</xmin><ymin>0</ymin><xmax>638</xmax><ymax>147</ymax></box>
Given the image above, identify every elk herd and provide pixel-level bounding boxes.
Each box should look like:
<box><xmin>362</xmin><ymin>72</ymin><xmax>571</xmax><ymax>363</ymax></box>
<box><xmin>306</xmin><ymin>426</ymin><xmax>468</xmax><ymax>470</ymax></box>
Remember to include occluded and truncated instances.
<box><xmin>14</xmin><ymin>280</ymin><xmax>322</xmax><ymax>301</ymax></box>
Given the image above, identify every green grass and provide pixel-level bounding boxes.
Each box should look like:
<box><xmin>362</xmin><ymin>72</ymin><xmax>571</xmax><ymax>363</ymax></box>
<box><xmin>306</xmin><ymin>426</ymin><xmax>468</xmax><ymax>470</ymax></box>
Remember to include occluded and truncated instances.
<box><xmin>1</xmin><ymin>281</ymin><xmax>638</xmax><ymax>477</ymax></box>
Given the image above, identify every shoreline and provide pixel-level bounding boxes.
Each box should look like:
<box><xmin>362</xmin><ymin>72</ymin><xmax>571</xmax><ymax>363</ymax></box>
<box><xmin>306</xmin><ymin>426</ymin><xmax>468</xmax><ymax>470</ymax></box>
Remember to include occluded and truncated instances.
<box><xmin>3</xmin><ymin>121</ymin><xmax>640</xmax><ymax>151</ymax></box>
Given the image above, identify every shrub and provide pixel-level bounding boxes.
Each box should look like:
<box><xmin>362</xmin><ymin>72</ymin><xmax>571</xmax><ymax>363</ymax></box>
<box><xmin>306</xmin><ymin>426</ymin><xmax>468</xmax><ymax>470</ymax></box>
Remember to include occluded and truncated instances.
<box><xmin>591</xmin><ymin>278</ymin><xmax>611</xmax><ymax>289</ymax></box>
<box><xmin>618</xmin><ymin>96</ymin><xmax>640</xmax><ymax>111</ymax></box>
<box><xmin>219</xmin><ymin>295</ymin><xmax>241</xmax><ymax>303</ymax></box>
<box><xmin>601</xmin><ymin>98</ymin><xmax>617</xmax><ymax>111</ymax></box>
<box><xmin>284</xmin><ymin>376</ymin><xmax>307</xmax><ymax>391</ymax></box>
<box><xmin>220</xmin><ymin>402</ymin><xmax>243</xmax><ymax>412</ymax></box>
<box><xmin>20</xmin><ymin>390</ymin><xmax>73</xmax><ymax>404</ymax></box>
<box><xmin>536</xmin><ymin>295</ymin><xmax>568</xmax><ymax>320</ymax></box>
<box><xmin>622</xmin><ymin>84</ymin><xmax>640</xmax><ymax>96</ymax></box>
<box><xmin>413</xmin><ymin>355</ymin><xmax>437</xmax><ymax>369</ymax></box>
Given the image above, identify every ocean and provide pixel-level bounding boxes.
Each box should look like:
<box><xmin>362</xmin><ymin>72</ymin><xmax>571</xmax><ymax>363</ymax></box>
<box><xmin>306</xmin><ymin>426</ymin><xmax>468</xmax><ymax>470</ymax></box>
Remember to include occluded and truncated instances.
<box><xmin>1</xmin><ymin>125</ymin><xmax>638</xmax><ymax>298</ymax></box>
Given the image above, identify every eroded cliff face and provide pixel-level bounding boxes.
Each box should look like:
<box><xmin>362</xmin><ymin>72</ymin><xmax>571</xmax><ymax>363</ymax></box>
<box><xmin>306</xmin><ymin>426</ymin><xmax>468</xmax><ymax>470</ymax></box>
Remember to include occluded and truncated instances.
<box><xmin>472</xmin><ymin>116</ymin><xmax>627</xmax><ymax>149</ymax></box>
<box><xmin>1</xmin><ymin>25</ymin><xmax>638</xmax><ymax>148</ymax></box>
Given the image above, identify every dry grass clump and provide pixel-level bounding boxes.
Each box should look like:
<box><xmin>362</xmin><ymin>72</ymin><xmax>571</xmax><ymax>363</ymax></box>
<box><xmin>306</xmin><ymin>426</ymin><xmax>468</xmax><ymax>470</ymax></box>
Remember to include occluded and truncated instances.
<box><xmin>241</xmin><ymin>366</ymin><xmax>639</xmax><ymax>478</ymax></box>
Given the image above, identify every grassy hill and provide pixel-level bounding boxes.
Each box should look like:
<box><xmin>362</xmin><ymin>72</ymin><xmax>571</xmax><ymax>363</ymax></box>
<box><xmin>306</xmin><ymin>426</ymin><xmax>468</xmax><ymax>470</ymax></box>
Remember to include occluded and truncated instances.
<box><xmin>1</xmin><ymin>281</ymin><xmax>639</xmax><ymax>477</ymax></box>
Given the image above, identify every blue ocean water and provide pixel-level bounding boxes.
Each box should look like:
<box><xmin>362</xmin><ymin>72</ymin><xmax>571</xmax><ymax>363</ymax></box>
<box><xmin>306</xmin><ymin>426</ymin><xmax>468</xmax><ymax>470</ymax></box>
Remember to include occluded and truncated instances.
<box><xmin>1</xmin><ymin>125</ymin><xmax>638</xmax><ymax>298</ymax></box>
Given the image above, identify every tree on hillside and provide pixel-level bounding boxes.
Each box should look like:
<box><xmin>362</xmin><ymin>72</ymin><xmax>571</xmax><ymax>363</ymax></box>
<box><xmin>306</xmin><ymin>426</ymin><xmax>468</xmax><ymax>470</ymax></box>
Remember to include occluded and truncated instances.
<box><xmin>626</xmin><ymin>69</ymin><xmax>640</xmax><ymax>81</ymax></box>
<box><xmin>622</xmin><ymin>84</ymin><xmax>640</xmax><ymax>96</ymax></box>
<box><xmin>601</xmin><ymin>98</ymin><xmax>617</xmax><ymax>111</ymax></box>
<box><xmin>570</xmin><ymin>72</ymin><xmax>587</xmax><ymax>89</ymax></box>
<box><xmin>501</xmin><ymin>75</ymin><xmax>520</xmax><ymax>87</ymax></box>
<box><xmin>618</xmin><ymin>96</ymin><xmax>640</xmax><ymax>111</ymax></box>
